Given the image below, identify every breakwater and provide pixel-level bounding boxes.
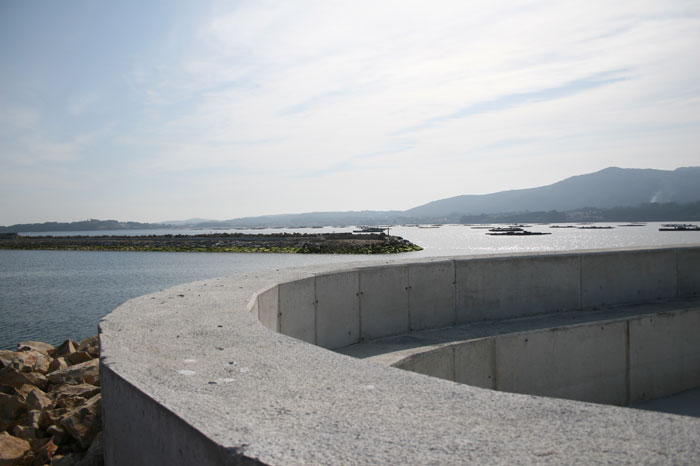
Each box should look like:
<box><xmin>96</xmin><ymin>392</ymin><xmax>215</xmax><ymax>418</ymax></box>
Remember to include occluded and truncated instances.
<box><xmin>0</xmin><ymin>337</ymin><xmax>102</xmax><ymax>466</ymax></box>
<box><xmin>0</xmin><ymin>232</ymin><xmax>422</xmax><ymax>254</ymax></box>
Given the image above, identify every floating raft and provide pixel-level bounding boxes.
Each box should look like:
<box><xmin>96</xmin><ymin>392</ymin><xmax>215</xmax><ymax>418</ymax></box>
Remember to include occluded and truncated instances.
<box><xmin>659</xmin><ymin>224</ymin><xmax>700</xmax><ymax>231</ymax></box>
<box><xmin>486</xmin><ymin>230</ymin><xmax>551</xmax><ymax>236</ymax></box>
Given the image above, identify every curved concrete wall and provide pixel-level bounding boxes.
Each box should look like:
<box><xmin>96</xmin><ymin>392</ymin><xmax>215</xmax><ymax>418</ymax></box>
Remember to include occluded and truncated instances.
<box><xmin>256</xmin><ymin>248</ymin><xmax>700</xmax><ymax>349</ymax></box>
<box><xmin>392</xmin><ymin>308</ymin><xmax>700</xmax><ymax>405</ymax></box>
<box><xmin>100</xmin><ymin>246</ymin><xmax>700</xmax><ymax>465</ymax></box>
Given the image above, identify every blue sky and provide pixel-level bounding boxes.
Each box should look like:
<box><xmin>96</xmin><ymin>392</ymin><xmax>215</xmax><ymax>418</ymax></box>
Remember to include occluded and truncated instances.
<box><xmin>1</xmin><ymin>0</ymin><xmax>699</xmax><ymax>224</ymax></box>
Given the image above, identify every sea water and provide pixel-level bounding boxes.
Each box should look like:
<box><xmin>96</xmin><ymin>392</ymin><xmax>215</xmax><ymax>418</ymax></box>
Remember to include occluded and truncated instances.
<box><xmin>2</xmin><ymin>222</ymin><xmax>699</xmax><ymax>349</ymax></box>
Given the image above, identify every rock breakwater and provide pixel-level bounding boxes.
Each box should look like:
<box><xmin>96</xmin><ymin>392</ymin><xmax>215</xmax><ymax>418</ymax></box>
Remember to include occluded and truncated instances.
<box><xmin>0</xmin><ymin>337</ymin><xmax>102</xmax><ymax>466</ymax></box>
<box><xmin>0</xmin><ymin>232</ymin><xmax>422</xmax><ymax>254</ymax></box>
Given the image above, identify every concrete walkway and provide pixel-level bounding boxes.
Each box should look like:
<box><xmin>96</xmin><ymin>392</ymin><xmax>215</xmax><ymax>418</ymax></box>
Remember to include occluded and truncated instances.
<box><xmin>632</xmin><ymin>387</ymin><xmax>700</xmax><ymax>418</ymax></box>
<box><xmin>338</xmin><ymin>298</ymin><xmax>700</xmax><ymax>364</ymax></box>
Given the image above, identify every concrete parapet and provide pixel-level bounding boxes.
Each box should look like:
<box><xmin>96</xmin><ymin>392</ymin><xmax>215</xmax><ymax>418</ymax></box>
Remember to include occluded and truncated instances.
<box><xmin>629</xmin><ymin>309</ymin><xmax>700</xmax><ymax>402</ymax></box>
<box><xmin>359</xmin><ymin>265</ymin><xmax>410</xmax><ymax>340</ymax></box>
<box><xmin>454</xmin><ymin>338</ymin><xmax>495</xmax><ymax>389</ymax></box>
<box><xmin>386</xmin><ymin>307</ymin><xmax>700</xmax><ymax>406</ymax></box>
<box><xmin>678</xmin><ymin>247</ymin><xmax>700</xmax><ymax>297</ymax></box>
<box><xmin>407</xmin><ymin>260</ymin><xmax>456</xmax><ymax>331</ymax></box>
<box><xmin>100</xmin><ymin>246</ymin><xmax>700</xmax><ymax>465</ymax></box>
<box><xmin>254</xmin><ymin>246</ymin><xmax>699</xmax><ymax>348</ymax></box>
<box><xmin>495</xmin><ymin>321</ymin><xmax>628</xmax><ymax>405</ymax></box>
<box><xmin>581</xmin><ymin>248</ymin><xmax>677</xmax><ymax>307</ymax></box>
<box><xmin>278</xmin><ymin>277</ymin><xmax>316</xmax><ymax>345</ymax></box>
<box><xmin>456</xmin><ymin>254</ymin><xmax>580</xmax><ymax>322</ymax></box>
<box><xmin>315</xmin><ymin>271</ymin><xmax>360</xmax><ymax>349</ymax></box>
<box><xmin>256</xmin><ymin>285</ymin><xmax>279</xmax><ymax>333</ymax></box>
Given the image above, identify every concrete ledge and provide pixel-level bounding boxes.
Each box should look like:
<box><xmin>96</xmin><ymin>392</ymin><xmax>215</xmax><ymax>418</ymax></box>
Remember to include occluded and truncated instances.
<box><xmin>100</xmin><ymin>246</ymin><xmax>700</xmax><ymax>465</ymax></box>
<box><xmin>344</xmin><ymin>303</ymin><xmax>700</xmax><ymax>406</ymax></box>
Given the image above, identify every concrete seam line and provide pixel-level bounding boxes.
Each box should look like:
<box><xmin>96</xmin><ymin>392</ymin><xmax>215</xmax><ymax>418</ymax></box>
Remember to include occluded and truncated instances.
<box><xmin>492</xmin><ymin>337</ymin><xmax>498</xmax><ymax>391</ymax></box>
<box><xmin>625</xmin><ymin>319</ymin><xmax>631</xmax><ymax>406</ymax></box>
<box><xmin>452</xmin><ymin>259</ymin><xmax>457</xmax><ymax>326</ymax></box>
<box><xmin>357</xmin><ymin>271</ymin><xmax>363</xmax><ymax>343</ymax></box>
<box><xmin>403</xmin><ymin>265</ymin><xmax>409</xmax><ymax>335</ymax></box>
<box><xmin>313</xmin><ymin>276</ymin><xmax>318</xmax><ymax>346</ymax></box>
<box><xmin>276</xmin><ymin>285</ymin><xmax>281</xmax><ymax>333</ymax></box>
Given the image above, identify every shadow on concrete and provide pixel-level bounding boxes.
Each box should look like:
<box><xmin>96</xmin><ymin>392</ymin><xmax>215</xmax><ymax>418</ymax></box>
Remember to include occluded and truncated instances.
<box><xmin>630</xmin><ymin>388</ymin><xmax>700</xmax><ymax>418</ymax></box>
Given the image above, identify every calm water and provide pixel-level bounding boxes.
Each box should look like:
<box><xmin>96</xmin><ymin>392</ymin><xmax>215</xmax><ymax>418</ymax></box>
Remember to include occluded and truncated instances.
<box><xmin>2</xmin><ymin>222</ymin><xmax>699</xmax><ymax>349</ymax></box>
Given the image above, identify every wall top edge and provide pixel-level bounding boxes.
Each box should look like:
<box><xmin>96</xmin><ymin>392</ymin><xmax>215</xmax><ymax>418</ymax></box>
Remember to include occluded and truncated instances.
<box><xmin>254</xmin><ymin>245</ymin><xmax>700</xmax><ymax>286</ymax></box>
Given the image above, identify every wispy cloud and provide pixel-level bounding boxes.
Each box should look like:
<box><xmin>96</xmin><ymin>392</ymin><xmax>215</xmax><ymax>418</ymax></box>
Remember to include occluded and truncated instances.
<box><xmin>398</xmin><ymin>70</ymin><xmax>631</xmax><ymax>135</ymax></box>
<box><xmin>449</xmin><ymin>70</ymin><xmax>630</xmax><ymax>119</ymax></box>
<box><xmin>279</xmin><ymin>89</ymin><xmax>355</xmax><ymax>116</ymax></box>
<box><xmin>67</xmin><ymin>92</ymin><xmax>100</xmax><ymax>116</ymax></box>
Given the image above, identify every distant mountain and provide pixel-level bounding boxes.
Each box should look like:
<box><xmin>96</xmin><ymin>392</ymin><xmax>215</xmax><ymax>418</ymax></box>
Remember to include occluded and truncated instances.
<box><xmin>220</xmin><ymin>211</ymin><xmax>404</xmax><ymax>228</ymax></box>
<box><xmin>405</xmin><ymin>167</ymin><xmax>700</xmax><ymax>219</ymax></box>
<box><xmin>0</xmin><ymin>219</ymin><xmax>173</xmax><ymax>234</ymax></box>
<box><xmin>212</xmin><ymin>166</ymin><xmax>700</xmax><ymax>226</ymax></box>
<box><xmin>162</xmin><ymin>218</ymin><xmax>216</xmax><ymax>226</ymax></box>
<box><xmin>4</xmin><ymin>167</ymin><xmax>700</xmax><ymax>232</ymax></box>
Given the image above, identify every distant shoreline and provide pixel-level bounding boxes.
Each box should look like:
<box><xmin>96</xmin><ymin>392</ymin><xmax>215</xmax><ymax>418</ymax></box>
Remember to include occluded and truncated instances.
<box><xmin>0</xmin><ymin>232</ymin><xmax>422</xmax><ymax>254</ymax></box>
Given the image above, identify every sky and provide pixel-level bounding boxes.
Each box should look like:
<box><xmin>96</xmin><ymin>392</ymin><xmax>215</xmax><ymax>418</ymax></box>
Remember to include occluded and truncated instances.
<box><xmin>1</xmin><ymin>0</ymin><xmax>699</xmax><ymax>225</ymax></box>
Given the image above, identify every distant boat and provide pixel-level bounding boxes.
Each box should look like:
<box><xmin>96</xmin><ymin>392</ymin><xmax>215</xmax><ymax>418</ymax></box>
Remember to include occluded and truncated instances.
<box><xmin>486</xmin><ymin>224</ymin><xmax>552</xmax><ymax>236</ymax></box>
<box><xmin>353</xmin><ymin>226</ymin><xmax>387</xmax><ymax>233</ymax></box>
<box><xmin>487</xmin><ymin>230</ymin><xmax>551</xmax><ymax>236</ymax></box>
<box><xmin>578</xmin><ymin>226</ymin><xmax>614</xmax><ymax>230</ymax></box>
<box><xmin>488</xmin><ymin>227</ymin><xmax>523</xmax><ymax>233</ymax></box>
<box><xmin>549</xmin><ymin>225</ymin><xmax>577</xmax><ymax>229</ymax></box>
<box><xmin>659</xmin><ymin>224</ymin><xmax>700</xmax><ymax>231</ymax></box>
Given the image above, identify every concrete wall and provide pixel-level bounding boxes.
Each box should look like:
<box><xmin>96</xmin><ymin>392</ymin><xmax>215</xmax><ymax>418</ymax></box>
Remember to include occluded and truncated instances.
<box><xmin>394</xmin><ymin>309</ymin><xmax>700</xmax><ymax>405</ymax></box>
<box><xmin>265</xmin><ymin>247</ymin><xmax>700</xmax><ymax>350</ymax></box>
<box><xmin>581</xmin><ymin>249</ymin><xmax>677</xmax><ymax>307</ymax></box>
<box><xmin>99</xmin><ymin>246</ymin><xmax>700</xmax><ymax>466</ymax></box>
<box><xmin>256</xmin><ymin>285</ymin><xmax>279</xmax><ymax>333</ymax></box>
<box><xmin>101</xmin><ymin>366</ymin><xmax>263</xmax><ymax>466</ymax></box>
<box><xmin>678</xmin><ymin>248</ymin><xmax>700</xmax><ymax>297</ymax></box>
<box><xmin>454</xmin><ymin>338</ymin><xmax>495</xmax><ymax>389</ymax></box>
<box><xmin>261</xmin><ymin>246</ymin><xmax>700</xmax><ymax>404</ymax></box>
<box><xmin>278</xmin><ymin>277</ymin><xmax>316</xmax><ymax>345</ymax></box>
<box><xmin>455</xmin><ymin>254</ymin><xmax>580</xmax><ymax>322</ymax></box>
<box><xmin>316</xmin><ymin>271</ymin><xmax>360</xmax><ymax>349</ymax></box>
<box><xmin>408</xmin><ymin>260</ymin><xmax>456</xmax><ymax>331</ymax></box>
<box><xmin>629</xmin><ymin>309</ymin><xmax>700</xmax><ymax>402</ymax></box>
<box><xmin>495</xmin><ymin>321</ymin><xmax>628</xmax><ymax>405</ymax></box>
